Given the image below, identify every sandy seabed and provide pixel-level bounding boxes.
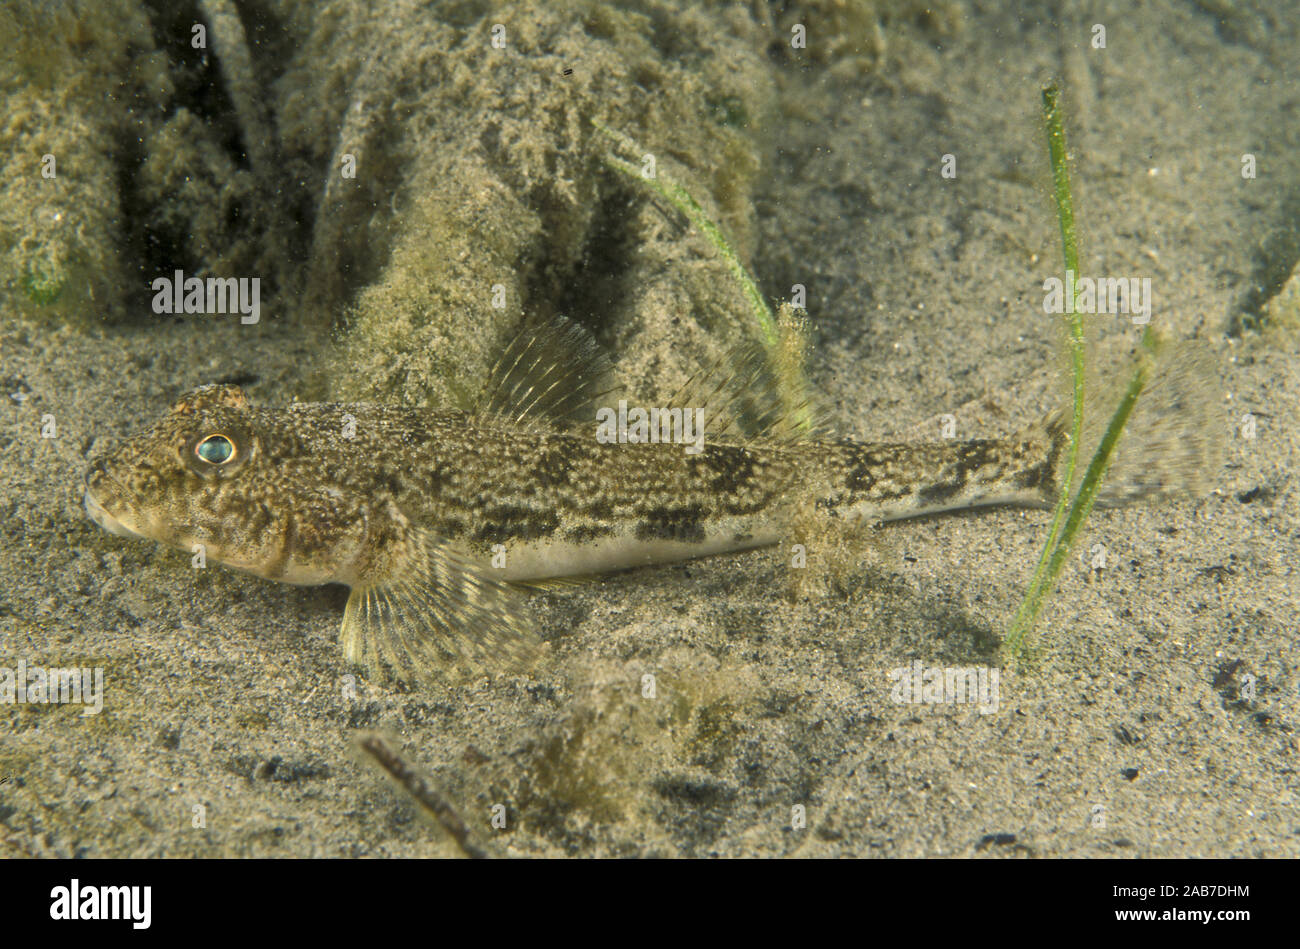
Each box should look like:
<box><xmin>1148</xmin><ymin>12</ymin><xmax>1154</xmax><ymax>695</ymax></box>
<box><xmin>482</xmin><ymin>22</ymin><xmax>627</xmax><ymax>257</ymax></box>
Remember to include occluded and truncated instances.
<box><xmin>1</xmin><ymin>0</ymin><xmax>1298</xmax><ymax>857</ymax></box>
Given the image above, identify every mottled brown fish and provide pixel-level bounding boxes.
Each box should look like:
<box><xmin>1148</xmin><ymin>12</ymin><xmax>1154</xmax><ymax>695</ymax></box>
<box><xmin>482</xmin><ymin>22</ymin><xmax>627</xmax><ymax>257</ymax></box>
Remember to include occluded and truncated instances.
<box><xmin>83</xmin><ymin>318</ymin><xmax>1219</xmax><ymax>682</ymax></box>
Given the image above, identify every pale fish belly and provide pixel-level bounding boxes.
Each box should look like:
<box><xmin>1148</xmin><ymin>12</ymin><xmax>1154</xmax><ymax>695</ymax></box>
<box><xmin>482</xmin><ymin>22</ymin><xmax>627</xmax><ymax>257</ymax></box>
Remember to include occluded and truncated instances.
<box><xmin>495</xmin><ymin>515</ymin><xmax>784</xmax><ymax>582</ymax></box>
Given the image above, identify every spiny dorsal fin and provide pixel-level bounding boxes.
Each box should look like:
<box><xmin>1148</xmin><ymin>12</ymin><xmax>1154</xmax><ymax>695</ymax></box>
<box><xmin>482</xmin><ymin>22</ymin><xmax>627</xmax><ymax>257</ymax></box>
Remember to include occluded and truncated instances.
<box><xmin>341</xmin><ymin>525</ymin><xmax>541</xmax><ymax>685</ymax></box>
<box><xmin>668</xmin><ymin>305</ymin><xmax>827</xmax><ymax>444</ymax></box>
<box><xmin>477</xmin><ymin>314</ymin><xmax>622</xmax><ymax>428</ymax></box>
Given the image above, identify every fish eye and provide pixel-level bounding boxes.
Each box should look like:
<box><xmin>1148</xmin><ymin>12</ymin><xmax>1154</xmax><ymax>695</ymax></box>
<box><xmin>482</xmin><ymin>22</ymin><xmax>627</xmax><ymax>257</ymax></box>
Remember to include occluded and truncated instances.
<box><xmin>195</xmin><ymin>434</ymin><xmax>235</xmax><ymax>465</ymax></box>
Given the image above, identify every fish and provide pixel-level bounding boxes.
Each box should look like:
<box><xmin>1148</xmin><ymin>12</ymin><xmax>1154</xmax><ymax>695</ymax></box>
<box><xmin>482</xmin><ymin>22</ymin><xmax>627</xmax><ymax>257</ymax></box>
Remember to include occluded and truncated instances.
<box><xmin>83</xmin><ymin>316</ymin><xmax>1221</xmax><ymax>682</ymax></box>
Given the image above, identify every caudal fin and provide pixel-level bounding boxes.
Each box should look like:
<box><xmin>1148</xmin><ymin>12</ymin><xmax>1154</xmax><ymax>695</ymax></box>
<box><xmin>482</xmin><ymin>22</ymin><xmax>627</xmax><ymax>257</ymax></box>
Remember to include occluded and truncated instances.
<box><xmin>1079</xmin><ymin>340</ymin><xmax>1225</xmax><ymax>505</ymax></box>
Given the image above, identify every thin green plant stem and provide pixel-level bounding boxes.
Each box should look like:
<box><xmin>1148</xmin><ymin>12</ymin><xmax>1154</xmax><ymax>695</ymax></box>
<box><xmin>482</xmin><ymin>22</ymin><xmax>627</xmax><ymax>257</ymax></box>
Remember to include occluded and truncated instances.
<box><xmin>1004</xmin><ymin>83</ymin><xmax>1088</xmax><ymax>660</ymax></box>
<box><xmin>1040</xmin><ymin>81</ymin><xmax>1088</xmax><ymax>543</ymax></box>
<box><xmin>593</xmin><ymin>120</ymin><xmax>778</xmax><ymax>347</ymax></box>
<box><xmin>594</xmin><ymin>120</ymin><xmax>820</xmax><ymax>434</ymax></box>
<box><xmin>1004</xmin><ymin>84</ymin><xmax>1157</xmax><ymax>662</ymax></box>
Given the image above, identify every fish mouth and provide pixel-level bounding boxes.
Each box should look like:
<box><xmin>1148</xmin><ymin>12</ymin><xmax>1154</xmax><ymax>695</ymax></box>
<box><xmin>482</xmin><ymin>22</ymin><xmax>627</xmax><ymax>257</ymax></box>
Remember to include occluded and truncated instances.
<box><xmin>83</xmin><ymin>468</ymin><xmax>149</xmax><ymax>541</ymax></box>
<box><xmin>82</xmin><ymin>466</ymin><xmax>236</xmax><ymax>567</ymax></box>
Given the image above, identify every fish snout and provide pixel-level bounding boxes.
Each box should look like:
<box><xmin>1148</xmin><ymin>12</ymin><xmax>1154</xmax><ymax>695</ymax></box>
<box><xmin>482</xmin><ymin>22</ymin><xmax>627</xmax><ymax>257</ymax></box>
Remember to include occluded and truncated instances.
<box><xmin>82</xmin><ymin>461</ymin><xmax>145</xmax><ymax>540</ymax></box>
<box><xmin>84</xmin><ymin>457</ymin><xmax>108</xmax><ymax>493</ymax></box>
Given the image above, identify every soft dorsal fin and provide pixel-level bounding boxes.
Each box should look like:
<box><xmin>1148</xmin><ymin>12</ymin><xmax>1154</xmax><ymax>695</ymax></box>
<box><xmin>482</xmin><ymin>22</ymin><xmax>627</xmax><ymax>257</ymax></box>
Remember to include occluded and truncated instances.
<box><xmin>668</xmin><ymin>306</ymin><xmax>827</xmax><ymax>445</ymax></box>
<box><xmin>476</xmin><ymin>314</ymin><xmax>622</xmax><ymax>428</ymax></box>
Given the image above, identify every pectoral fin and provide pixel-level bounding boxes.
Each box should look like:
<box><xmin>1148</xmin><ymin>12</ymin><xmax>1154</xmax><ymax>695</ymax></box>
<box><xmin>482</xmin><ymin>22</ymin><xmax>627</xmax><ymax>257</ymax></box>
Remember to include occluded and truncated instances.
<box><xmin>341</xmin><ymin>527</ymin><xmax>539</xmax><ymax>684</ymax></box>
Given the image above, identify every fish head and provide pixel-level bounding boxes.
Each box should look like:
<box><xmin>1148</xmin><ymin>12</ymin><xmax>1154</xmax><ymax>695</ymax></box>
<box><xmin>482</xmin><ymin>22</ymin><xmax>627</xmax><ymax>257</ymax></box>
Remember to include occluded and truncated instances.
<box><xmin>85</xmin><ymin>384</ymin><xmax>268</xmax><ymax>566</ymax></box>
<box><xmin>84</xmin><ymin>384</ymin><xmax>366</xmax><ymax>584</ymax></box>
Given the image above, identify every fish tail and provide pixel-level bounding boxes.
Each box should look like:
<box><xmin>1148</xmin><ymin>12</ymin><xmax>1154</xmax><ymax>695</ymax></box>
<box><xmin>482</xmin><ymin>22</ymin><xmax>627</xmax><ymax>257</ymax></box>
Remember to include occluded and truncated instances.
<box><xmin>1043</xmin><ymin>340</ymin><xmax>1225</xmax><ymax>506</ymax></box>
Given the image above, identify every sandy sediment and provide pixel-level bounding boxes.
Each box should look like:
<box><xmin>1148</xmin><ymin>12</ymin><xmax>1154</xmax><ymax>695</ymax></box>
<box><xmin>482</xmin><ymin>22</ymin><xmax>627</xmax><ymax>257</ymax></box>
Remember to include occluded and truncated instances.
<box><xmin>0</xmin><ymin>0</ymin><xmax>1297</xmax><ymax>857</ymax></box>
